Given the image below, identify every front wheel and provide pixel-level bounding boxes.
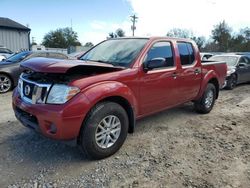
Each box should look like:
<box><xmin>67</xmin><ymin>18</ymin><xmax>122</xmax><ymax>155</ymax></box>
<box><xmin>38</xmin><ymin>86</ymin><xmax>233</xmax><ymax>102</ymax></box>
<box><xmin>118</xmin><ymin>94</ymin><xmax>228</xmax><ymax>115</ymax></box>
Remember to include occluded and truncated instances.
<box><xmin>194</xmin><ymin>83</ymin><xmax>216</xmax><ymax>114</ymax></box>
<box><xmin>79</xmin><ymin>102</ymin><xmax>129</xmax><ymax>159</ymax></box>
<box><xmin>0</xmin><ymin>74</ymin><xmax>13</xmax><ymax>93</ymax></box>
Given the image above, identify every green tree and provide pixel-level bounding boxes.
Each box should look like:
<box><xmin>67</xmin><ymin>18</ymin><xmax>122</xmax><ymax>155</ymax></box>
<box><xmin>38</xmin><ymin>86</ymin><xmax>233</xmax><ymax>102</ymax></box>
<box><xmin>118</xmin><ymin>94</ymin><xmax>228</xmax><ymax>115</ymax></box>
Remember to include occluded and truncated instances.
<box><xmin>84</xmin><ymin>42</ymin><xmax>94</xmax><ymax>48</ymax></box>
<box><xmin>108</xmin><ymin>28</ymin><xmax>126</xmax><ymax>38</ymax></box>
<box><xmin>166</xmin><ymin>28</ymin><xmax>206</xmax><ymax>50</ymax></box>
<box><xmin>42</xmin><ymin>27</ymin><xmax>81</xmax><ymax>48</ymax></box>
<box><xmin>116</xmin><ymin>28</ymin><xmax>125</xmax><ymax>37</ymax></box>
<box><xmin>211</xmin><ymin>20</ymin><xmax>232</xmax><ymax>52</ymax></box>
<box><xmin>108</xmin><ymin>32</ymin><xmax>117</xmax><ymax>38</ymax></box>
<box><xmin>192</xmin><ymin>36</ymin><xmax>206</xmax><ymax>50</ymax></box>
<box><xmin>167</xmin><ymin>28</ymin><xmax>193</xmax><ymax>38</ymax></box>
<box><xmin>236</xmin><ymin>27</ymin><xmax>250</xmax><ymax>51</ymax></box>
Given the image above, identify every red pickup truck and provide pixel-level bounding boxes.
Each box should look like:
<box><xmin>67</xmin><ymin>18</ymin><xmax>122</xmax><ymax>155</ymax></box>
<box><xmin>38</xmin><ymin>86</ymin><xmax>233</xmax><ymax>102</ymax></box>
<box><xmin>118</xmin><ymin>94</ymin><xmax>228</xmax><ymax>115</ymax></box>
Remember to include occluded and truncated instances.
<box><xmin>12</xmin><ymin>37</ymin><xmax>227</xmax><ymax>159</ymax></box>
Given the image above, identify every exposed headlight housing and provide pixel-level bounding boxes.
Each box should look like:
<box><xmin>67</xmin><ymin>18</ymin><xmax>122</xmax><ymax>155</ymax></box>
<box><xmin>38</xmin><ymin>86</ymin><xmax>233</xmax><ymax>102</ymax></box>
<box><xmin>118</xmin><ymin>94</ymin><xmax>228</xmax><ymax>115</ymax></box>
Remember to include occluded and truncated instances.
<box><xmin>46</xmin><ymin>84</ymin><xmax>80</xmax><ymax>104</ymax></box>
<box><xmin>17</xmin><ymin>78</ymin><xmax>23</xmax><ymax>94</ymax></box>
<box><xmin>227</xmin><ymin>68</ymin><xmax>236</xmax><ymax>76</ymax></box>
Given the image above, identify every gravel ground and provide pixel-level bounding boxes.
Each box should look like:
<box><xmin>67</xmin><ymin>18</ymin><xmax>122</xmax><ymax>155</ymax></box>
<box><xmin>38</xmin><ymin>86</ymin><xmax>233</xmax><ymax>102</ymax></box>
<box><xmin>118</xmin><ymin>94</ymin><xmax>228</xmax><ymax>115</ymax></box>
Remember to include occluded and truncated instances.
<box><xmin>0</xmin><ymin>85</ymin><xmax>250</xmax><ymax>188</ymax></box>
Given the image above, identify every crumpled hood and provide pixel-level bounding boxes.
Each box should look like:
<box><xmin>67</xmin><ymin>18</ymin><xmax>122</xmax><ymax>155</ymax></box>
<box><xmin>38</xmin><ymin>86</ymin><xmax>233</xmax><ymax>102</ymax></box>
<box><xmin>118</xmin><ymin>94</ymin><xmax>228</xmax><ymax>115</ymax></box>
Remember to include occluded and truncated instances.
<box><xmin>20</xmin><ymin>57</ymin><xmax>119</xmax><ymax>73</ymax></box>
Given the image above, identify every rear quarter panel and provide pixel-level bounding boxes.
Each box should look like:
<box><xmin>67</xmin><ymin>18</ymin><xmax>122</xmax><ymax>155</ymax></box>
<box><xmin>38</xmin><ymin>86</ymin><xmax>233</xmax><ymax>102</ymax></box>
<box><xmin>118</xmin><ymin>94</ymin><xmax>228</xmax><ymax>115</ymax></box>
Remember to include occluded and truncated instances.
<box><xmin>202</xmin><ymin>62</ymin><xmax>227</xmax><ymax>87</ymax></box>
<box><xmin>195</xmin><ymin>62</ymin><xmax>227</xmax><ymax>100</ymax></box>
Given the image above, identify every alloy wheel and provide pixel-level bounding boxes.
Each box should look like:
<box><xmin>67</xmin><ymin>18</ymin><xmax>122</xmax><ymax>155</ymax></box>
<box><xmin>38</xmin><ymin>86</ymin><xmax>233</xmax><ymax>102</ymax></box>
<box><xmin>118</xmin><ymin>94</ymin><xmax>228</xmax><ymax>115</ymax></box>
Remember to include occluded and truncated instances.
<box><xmin>95</xmin><ymin>115</ymin><xmax>121</xmax><ymax>149</ymax></box>
<box><xmin>0</xmin><ymin>75</ymin><xmax>11</xmax><ymax>93</ymax></box>
<box><xmin>204</xmin><ymin>90</ymin><xmax>214</xmax><ymax>109</ymax></box>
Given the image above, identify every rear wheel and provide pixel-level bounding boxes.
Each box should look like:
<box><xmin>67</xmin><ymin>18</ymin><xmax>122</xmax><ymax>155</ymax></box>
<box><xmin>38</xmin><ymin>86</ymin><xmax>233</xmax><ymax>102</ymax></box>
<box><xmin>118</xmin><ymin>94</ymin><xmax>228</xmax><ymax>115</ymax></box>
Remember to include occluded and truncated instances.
<box><xmin>225</xmin><ymin>74</ymin><xmax>237</xmax><ymax>90</ymax></box>
<box><xmin>194</xmin><ymin>83</ymin><xmax>216</xmax><ymax>114</ymax></box>
<box><xmin>79</xmin><ymin>102</ymin><xmax>129</xmax><ymax>159</ymax></box>
<box><xmin>0</xmin><ymin>74</ymin><xmax>12</xmax><ymax>93</ymax></box>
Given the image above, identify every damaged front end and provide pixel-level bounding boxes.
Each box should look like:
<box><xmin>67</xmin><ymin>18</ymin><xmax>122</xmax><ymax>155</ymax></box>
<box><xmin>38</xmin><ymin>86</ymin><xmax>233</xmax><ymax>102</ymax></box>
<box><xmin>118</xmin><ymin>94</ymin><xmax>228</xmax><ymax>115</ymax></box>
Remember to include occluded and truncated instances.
<box><xmin>18</xmin><ymin>72</ymin><xmax>81</xmax><ymax>105</ymax></box>
<box><xmin>18</xmin><ymin>59</ymin><xmax>124</xmax><ymax>105</ymax></box>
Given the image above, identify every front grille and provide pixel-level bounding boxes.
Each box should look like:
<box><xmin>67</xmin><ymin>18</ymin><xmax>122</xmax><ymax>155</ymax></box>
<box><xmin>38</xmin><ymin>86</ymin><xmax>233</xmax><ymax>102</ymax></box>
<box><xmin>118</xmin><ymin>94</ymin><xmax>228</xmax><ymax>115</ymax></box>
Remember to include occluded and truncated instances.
<box><xmin>19</xmin><ymin>74</ymin><xmax>51</xmax><ymax>104</ymax></box>
<box><xmin>22</xmin><ymin>81</ymin><xmax>35</xmax><ymax>100</ymax></box>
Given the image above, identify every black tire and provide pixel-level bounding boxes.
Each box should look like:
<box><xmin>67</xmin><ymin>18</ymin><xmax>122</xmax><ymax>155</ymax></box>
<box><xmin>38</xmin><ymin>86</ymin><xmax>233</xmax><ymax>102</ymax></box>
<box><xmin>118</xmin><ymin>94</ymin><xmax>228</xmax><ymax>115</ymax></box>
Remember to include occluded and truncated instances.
<box><xmin>0</xmin><ymin>74</ymin><xmax>13</xmax><ymax>93</ymax></box>
<box><xmin>194</xmin><ymin>83</ymin><xmax>216</xmax><ymax>114</ymax></box>
<box><xmin>225</xmin><ymin>74</ymin><xmax>237</xmax><ymax>90</ymax></box>
<box><xmin>79</xmin><ymin>102</ymin><xmax>129</xmax><ymax>159</ymax></box>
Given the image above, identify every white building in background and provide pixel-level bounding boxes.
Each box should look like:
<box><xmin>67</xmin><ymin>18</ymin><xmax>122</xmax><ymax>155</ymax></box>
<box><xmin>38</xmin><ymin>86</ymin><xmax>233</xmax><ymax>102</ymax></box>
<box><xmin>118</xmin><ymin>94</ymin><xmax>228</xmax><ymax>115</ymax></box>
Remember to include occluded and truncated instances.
<box><xmin>0</xmin><ymin>17</ymin><xmax>31</xmax><ymax>52</ymax></box>
<box><xmin>31</xmin><ymin>45</ymin><xmax>68</xmax><ymax>54</ymax></box>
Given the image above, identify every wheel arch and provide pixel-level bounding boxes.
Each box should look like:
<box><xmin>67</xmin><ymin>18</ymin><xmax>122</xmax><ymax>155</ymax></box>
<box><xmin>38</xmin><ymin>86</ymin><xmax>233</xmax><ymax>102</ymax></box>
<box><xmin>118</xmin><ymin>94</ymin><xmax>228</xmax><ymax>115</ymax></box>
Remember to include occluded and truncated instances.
<box><xmin>78</xmin><ymin>81</ymin><xmax>137</xmax><ymax>141</ymax></box>
<box><xmin>97</xmin><ymin>96</ymin><xmax>135</xmax><ymax>133</ymax></box>
<box><xmin>208</xmin><ymin>78</ymin><xmax>219</xmax><ymax>99</ymax></box>
<box><xmin>195</xmin><ymin>70</ymin><xmax>220</xmax><ymax>100</ymax></box>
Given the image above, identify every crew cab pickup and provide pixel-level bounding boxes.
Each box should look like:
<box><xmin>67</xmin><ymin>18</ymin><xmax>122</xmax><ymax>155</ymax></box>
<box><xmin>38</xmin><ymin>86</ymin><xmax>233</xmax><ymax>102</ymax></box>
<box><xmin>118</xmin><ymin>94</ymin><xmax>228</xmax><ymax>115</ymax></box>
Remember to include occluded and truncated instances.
<box><xmin>12</xmin><ymin>37</ymin><xmax>227</xmax><ymax>159</ymax></box>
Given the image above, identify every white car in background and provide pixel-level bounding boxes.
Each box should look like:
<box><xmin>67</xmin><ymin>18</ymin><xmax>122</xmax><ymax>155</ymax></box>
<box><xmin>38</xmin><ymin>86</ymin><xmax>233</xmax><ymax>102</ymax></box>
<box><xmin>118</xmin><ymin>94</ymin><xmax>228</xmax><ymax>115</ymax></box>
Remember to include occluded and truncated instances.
<box><xmin>0</xmin><ymin>47</ymin><xmax>13</xmax><ymax>60</ymax></box>
<box><xmin>0</xmin><ymin>55</ymin><xmax>6</xmax><ymax>61</ymax></box>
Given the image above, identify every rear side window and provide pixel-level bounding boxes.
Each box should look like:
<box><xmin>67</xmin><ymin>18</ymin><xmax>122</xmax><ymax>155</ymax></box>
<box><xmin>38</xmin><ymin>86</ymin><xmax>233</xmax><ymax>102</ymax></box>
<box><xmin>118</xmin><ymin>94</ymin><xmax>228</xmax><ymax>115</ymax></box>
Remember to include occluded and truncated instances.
<box><xmin>177</xmin><ymin>42</ymin><xmax>195</xmax><ymax>66</ymax></box>
<box><xmin>145</xmin><ymin>41</ymin><xmax>174</xmax><ymax>68</ymax></box>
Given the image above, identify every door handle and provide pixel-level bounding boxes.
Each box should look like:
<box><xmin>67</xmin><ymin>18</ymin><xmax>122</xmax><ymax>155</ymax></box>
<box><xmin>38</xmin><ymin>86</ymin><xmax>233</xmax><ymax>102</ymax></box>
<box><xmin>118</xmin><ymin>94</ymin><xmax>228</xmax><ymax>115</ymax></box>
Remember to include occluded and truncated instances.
<box><xmin>172</xmin><ymin>72</ymin><xmax>177</xmax><ymax>79</ymax></box>
<box><xmin>194</xmin><ymin>69</ymin><xmax>200</xmax><ymax>75</ymax></box>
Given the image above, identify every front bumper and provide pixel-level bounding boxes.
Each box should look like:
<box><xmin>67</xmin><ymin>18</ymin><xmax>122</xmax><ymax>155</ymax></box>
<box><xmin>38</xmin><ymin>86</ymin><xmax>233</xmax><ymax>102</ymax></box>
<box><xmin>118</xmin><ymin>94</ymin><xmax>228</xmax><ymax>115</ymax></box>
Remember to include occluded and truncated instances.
<box><xmin>12</xmin><ymin>88</ymin><xmax>90</xmax><ymax>140</ymax></box>
<box><xmin>222</xmin><ymin>75</ymin><xmax>233</xmax><ymax>88</ymax></box>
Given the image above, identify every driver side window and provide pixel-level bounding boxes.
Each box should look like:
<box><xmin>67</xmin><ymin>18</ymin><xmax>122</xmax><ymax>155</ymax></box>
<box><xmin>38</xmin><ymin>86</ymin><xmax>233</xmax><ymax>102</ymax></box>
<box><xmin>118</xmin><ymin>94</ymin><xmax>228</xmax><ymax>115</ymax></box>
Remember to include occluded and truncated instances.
<box><xmin>145</xmin><ymin>41</ymin><xmax>174</xmax><ymax>68</ymax></box>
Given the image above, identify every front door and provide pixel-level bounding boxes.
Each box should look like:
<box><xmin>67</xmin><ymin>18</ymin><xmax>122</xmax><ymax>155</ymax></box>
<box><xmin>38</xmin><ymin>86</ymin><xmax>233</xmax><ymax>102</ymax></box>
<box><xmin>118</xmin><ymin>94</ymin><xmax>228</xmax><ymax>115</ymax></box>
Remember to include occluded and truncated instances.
<box><xmin>138</xmin><ymin>41</ymin><xmax>180</xmax><ymax>115</ymax></box>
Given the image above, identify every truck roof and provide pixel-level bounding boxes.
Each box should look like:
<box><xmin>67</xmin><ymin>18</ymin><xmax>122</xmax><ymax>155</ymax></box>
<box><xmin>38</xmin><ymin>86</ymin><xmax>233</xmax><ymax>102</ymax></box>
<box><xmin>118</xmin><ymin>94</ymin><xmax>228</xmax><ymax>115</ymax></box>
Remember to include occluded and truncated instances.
<box><xmin>108</xmin><ymin>36</ymin><xmax>194</xmax><ymax>42</ymax></box>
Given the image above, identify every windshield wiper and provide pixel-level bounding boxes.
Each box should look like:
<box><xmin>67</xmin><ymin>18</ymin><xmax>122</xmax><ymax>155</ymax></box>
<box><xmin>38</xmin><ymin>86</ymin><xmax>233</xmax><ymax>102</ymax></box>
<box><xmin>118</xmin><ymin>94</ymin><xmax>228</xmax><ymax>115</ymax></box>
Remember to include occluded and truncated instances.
<box><xmin>94</xmin><ymin>60</ymin><xmax>118</xmax><ymax>66</ymax></box>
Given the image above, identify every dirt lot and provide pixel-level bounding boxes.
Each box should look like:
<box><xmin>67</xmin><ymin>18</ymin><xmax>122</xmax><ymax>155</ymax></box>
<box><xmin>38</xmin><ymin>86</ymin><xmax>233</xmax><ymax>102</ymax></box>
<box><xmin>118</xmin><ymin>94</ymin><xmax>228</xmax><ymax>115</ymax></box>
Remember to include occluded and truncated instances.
<box><xmin>1</xmin><ymin>85</ymin><xmax>250</xmax><ymax>188</ymax></box>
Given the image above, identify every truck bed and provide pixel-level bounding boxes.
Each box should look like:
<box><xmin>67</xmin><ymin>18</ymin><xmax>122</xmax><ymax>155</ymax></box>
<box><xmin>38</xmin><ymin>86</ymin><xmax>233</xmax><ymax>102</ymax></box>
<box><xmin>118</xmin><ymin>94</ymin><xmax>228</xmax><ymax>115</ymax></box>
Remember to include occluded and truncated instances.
<box><xmin>201</xmin><ymin>61</ymin><xmax>227</xmax><ymax>88</ymax></box>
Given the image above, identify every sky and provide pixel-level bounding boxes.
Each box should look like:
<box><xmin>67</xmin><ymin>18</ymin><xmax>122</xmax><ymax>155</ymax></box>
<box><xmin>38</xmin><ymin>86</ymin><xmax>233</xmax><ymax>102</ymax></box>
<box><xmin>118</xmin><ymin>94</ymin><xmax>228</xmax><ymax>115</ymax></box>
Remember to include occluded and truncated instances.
<box><xmin>1</xmin><ymin>0</ymin><xmax>249</xmax><ymax>45</ymax></box>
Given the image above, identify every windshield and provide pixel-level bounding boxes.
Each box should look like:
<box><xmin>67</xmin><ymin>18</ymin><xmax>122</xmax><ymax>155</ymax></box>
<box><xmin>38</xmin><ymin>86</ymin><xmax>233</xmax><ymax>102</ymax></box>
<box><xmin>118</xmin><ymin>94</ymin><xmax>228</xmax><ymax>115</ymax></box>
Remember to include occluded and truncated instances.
<box><xmin>209</xmin><ymin>55</ymin><xmax>239</xmax><ymax>66</ymax></box>
<box><xmin>0</xmin><ymin>48</ymin><xmax>12</xmax><ymax>54</ymax></box>
<box><xmin>5</xmin><ymin>51</ymin><xmax>31</xmax><ymax>63</ymax></box>
<box><xmin>80</xmin><ymin>38</ymin><xmax>148</xmax><ymax>67</ymax></box>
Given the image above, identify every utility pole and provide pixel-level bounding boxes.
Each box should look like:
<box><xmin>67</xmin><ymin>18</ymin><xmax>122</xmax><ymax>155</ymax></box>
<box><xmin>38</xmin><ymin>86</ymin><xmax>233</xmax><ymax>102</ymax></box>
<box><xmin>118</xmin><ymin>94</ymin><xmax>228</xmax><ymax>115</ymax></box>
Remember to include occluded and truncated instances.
<box><xmin>32</xmin><ymin>37</ymin><xmax>35</xmax><ymax>44</ymax></box>
<box><xmin>130</xmin><ymin>14</ymin><xmax>138</xmax><ymax>36</ymax></box>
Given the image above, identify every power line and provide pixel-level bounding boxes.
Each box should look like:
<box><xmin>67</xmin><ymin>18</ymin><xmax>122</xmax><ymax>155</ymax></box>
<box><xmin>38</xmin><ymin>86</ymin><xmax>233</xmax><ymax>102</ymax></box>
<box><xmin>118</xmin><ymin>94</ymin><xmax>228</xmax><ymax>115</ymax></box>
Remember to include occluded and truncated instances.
<box><xmin>130</xmin><ymin>14</ymin><xmax>138</xmax><ymax>36</ymax></box>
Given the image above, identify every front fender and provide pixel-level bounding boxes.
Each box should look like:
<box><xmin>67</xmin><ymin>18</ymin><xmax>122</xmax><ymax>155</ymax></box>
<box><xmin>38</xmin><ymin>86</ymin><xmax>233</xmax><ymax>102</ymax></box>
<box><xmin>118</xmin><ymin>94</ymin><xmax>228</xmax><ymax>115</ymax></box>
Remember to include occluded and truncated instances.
<box><xmin>82</xmin><ymin>81</ymin><xmax>138</xmax><ymax>115</ymax></box>
<box><xmin>195</xmin><ymin>70</ymin><xmax>219</xmax><ymax>100</ymax></box>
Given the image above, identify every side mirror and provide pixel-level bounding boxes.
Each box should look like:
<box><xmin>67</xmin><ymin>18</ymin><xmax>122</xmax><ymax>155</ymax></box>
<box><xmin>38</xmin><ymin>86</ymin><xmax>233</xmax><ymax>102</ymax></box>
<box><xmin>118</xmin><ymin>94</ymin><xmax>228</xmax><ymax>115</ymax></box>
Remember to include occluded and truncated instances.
<box><xmin>238</xmin><ymin>63</ymin><xmax>247</xmax><ymax>68</ymax></box>
<box><xmin>144</xmin><ymin>58</ymin><xmax>166</xmax><ymax>71</ymax></box>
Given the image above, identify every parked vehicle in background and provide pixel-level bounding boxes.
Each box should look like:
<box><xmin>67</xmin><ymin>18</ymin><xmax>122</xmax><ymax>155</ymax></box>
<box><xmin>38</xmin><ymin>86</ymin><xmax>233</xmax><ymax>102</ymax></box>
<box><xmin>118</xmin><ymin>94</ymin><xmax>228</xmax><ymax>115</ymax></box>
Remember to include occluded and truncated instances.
<box><xmin>200</xmin><ymin>53</ymin><xmax>213</xmax><ymax>60</ymax></box>
<box><xmin>209</xmin><ymin>54</ymin><xmax>250</xmax><ymax>89</ymax></box>
<box><xmin>0</xmin><ymin>55</ymin><xmax>6</xmax><ymax>61</ymax></box>
<box><xmin>0</xmin><ymin>47</ymin><xmax>13</xmax><ymax>60</ymax></box>
<box><xmin>235</xmin><ymin>52</ymin><xmax>250</xmax><ymax>59</ymax></box>
<box><xmin>0</xmin><ymin>51</ymin><xmax>69</xmax><ymax>93</ymax></box>
<box><xmin>13</xmin><ymin>37</ymin><xmax>227</xmax><ymax>159</ymax></box>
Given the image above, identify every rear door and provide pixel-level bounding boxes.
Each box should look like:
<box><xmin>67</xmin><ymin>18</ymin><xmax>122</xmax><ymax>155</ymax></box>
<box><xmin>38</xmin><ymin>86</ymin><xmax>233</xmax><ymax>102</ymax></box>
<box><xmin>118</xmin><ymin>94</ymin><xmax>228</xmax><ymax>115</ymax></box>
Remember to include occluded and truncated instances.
<box><xmin>176</xmin><ymin>42</ymin><xmax>201</xmax><ymax>102</ymax></box>
<box><xmin>138</xmin><ymin>41</ymin><xmax>180</xmax><ymax>115</ymax></box>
